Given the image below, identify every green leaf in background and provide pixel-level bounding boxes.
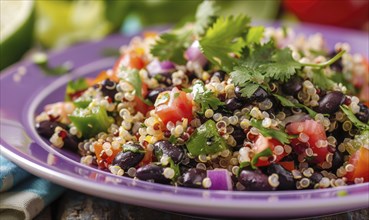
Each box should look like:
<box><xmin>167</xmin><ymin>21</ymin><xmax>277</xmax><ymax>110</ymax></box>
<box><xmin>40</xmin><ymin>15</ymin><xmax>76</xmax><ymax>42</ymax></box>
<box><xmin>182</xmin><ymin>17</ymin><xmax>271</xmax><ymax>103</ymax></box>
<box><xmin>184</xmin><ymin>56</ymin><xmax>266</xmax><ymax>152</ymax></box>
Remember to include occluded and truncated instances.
<box><xmin>194</xmin><ymin>0</ymin><xmax>220</xmax><ymax>36</ymax></box>
<box><xmin>246</xmin><ymin>26</ymin><xmax>265</xmax><ymax>44</ymax></box>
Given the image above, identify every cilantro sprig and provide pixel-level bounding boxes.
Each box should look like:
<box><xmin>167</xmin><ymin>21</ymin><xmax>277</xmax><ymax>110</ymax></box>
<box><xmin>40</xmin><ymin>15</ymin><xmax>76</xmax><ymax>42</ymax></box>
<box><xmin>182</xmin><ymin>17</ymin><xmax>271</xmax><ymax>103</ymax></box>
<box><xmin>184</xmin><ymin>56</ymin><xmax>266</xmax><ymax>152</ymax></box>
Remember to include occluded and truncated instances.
<box><xmin>273</xmin><ymin>94</ymin><xmax>319</xmax><ymax>118</ymax></box>
<box><xmin>192</xmin><ymin>81</ymin><xmax>224</xmax><ymax>114</ymax></box>
<box><xmin>194</xmin><ymin>0</ymin><xmax>220</xmax><ymax>36</ymax></box>
<box><xmin>251</xmin><ymin>119</ymin><xmax>290</xmax><ymax>144</ymax></box>
<box><xmin>150</xmin><ymin>28</ymin><xmax>192</xmax><ymax>65</ymax></box>
<box><xmin>122</xmin><ymin>68</ymin><xmax>152</xmax><ymax>105</ymax></box>
<box><xmin>231</xmin><ymin>42</ymin><xmax>302</xmax><ymax>97</ymax></box>
<box><xmin>340</xmin><ymin>105</ymin><xmax>369</xmax><ymax>130</ymax></box>
<box><xmin>199</xmin><ymin>15</ymin><xmax>251</xmax><ymax>71</ymax></box>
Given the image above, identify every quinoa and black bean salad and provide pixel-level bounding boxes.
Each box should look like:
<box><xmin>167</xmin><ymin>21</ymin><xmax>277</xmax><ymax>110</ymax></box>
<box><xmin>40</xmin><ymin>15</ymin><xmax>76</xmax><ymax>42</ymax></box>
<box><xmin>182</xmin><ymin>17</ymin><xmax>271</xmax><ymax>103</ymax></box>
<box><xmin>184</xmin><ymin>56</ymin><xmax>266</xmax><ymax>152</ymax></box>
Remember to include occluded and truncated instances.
<box><xmin>35</xmin><ymin>1</ymin><xmax>369</xmax><ymax>191</ymax></box>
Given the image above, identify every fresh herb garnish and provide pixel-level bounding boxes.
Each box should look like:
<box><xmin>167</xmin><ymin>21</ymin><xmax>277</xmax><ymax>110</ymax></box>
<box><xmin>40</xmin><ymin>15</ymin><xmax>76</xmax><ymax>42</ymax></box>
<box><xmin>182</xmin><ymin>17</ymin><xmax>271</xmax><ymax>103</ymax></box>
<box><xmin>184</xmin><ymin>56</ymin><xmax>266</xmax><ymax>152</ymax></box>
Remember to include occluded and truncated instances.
<box><xmin>340</xmin><ymin>105</ymin><xmax>369</xmax><ymax>130</ymax></box>
<box><xmin>200</xmin><ymin>15</ymin><xmax>251</xmax><ymax>71</ymax></box>
<box><xmin>122</xmin><ymin>68</ymin><xmax>153</xmax><ymax>105</ymax></box>
<box><xmin>169</xmin><ymin>158</ymin><xmax>180</xmax><ymax>180</ymax></box>
<box><xmin>302</xmin><ymin>50</ymin><xmax>346</xmax><ymax>68</ymax></box>
<box><xmin>251</xmin><ymin>119</ymin><xmax>290</xmax><ymax>144</ymax></box>
<box><xmin>273</xmin><ymin>94</ymin><xmax>318</xmax><ymax>118</ymax></box>
<box><xmin>246</xmin><ymin>26</ymin><xmax>265</xmax><ymax>44</ymax></box>
<box><xmin>231</xmin><ymin>42</ymin><xmax>301</xmax><ymax>97</ymax></box>
<box><xmin>192</xmin><ymin>81</ymin><xmax>224</xmax><ymax>114</ymax></box>
<box><xmin>151</xmin><ymin>27</ymin><xmax>192</xmax><ymax>65</ymax></box>
<box><xmin>311</xmin><ymin>68</ymin><xmax>335</xmax><ymax>90</ymax></box>
<box><xmin>194</xmin><ymin>0</ymin><xmax>220</xmax><ymax>36</ymax></box>
<box><xmin>33</xmin><ymin>52</ymin><xmax>72</xmax><ymax>76</ymax></box>
<box><xmin>239</xmin><ymin>147</ymin><xmax>273</xmax><ymax>171</ymax></box>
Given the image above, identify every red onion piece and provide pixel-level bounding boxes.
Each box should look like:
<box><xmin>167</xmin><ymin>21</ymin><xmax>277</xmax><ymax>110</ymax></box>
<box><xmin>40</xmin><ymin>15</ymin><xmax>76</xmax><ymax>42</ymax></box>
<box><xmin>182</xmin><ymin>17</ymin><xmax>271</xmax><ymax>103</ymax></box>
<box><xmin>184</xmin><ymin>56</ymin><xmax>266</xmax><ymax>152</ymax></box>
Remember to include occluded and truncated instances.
<box><xmin>185</xmin><ymin>41</ymin><xmax>207</xmax><ymax>67</ymax></box>
<box><xmin>146</xmin><ymin>59</ymin><xmax>175</xmax><ymax>76</ymax></box>
<box><xmin>206</xmin><ymin>169</ymin><xmax>233</xmax><ymax>191</ymax></box>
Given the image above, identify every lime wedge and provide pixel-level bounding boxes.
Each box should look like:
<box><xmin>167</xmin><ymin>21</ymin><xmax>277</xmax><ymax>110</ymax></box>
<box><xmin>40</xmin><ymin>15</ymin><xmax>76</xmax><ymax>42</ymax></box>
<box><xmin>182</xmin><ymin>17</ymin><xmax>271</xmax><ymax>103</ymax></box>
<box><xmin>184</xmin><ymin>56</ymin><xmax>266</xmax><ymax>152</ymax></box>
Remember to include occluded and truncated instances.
<box><xmin>0</xmin><ymin>0</ymin><xmax>35</xmax><ymax>71</ymax></box>
<box><xmin>35</xmin><ymin>0</ymin><xmax>113</xmax><ymax>49</ymax></box>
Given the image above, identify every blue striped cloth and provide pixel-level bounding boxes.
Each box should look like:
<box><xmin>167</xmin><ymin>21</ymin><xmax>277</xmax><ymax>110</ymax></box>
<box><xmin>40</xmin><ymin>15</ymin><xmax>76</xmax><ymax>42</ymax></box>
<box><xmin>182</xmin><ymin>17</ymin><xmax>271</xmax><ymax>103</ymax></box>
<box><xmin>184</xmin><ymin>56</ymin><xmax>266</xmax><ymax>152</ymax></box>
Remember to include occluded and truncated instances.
<box><xmin>0</xmin><ymin>155</ymin><xmax>65</xmax><ymax>220</ymax></box>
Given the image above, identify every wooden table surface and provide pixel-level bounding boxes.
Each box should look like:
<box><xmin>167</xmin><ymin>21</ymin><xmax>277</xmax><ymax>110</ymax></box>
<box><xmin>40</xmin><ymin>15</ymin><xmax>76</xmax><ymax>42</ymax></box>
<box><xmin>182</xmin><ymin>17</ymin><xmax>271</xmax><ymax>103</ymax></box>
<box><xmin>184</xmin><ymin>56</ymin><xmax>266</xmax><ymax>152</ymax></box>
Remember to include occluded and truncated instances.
<box><xmin>34</xmin><ymin>190</ymin><xmax>369</xmax><ymax>220</ymax></box>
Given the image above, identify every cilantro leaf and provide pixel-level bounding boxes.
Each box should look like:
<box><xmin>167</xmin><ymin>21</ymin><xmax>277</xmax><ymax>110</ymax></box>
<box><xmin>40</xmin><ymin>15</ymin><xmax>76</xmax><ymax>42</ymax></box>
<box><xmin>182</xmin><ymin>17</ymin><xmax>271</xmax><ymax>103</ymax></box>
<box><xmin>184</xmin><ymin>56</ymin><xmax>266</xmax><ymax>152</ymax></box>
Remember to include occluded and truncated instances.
<box><xmin>192</xmin><ymin>81</ymin><xmax>224</xmax><ymax>114</ymax></box>
<box><xmin>246</xmin><ymin>26</ymin><xmax>265</xmax><ymax>44</ymax></box>
<box><xmin>273</xmin><ymin>94</ymin><xmax>319</xmax><ymax>118</ymax></box>
<box><xmin>251</xmin><ymin>119</ymin><xmax>290</xmax><ymax>144</ymax></box>
<box><xmin>122</xmin><ymin>69</ymin><xmax>152</xmax><ymax>105</ymax></box>
<box><xmin>200</xmin><ymin>15</ymin><xmax>251</xmax><ymax>71</ymax></box>
<box><xmin>150</xmin><ymin>28</ymin><xmax>192</xmax><ymax>65</ymax></box>
<box><xmin>238</xmin><ymin>82</ymin><xmax>260</xmax><ymax>98</ymax></box>
<box><xmin>311</xmin><ymin>69</ymin><xmax>335</xmax><ymax>90</ymax></box>
<box><xmin>194</xmin><ymin>0</ymin><xmax>220</xmax><ymax>36</ymax></box>
<box><xmin>239</xmin><ymin>147</ymin><xmax>273</xmax><ymax>171</ymax></box>
<box><xmin>260</xmin><ymin>48</ymin><xmax>302</xmax><ymax>82</ymax></box>
<box><xmin>340</xmin><ymin>105</ymin><xmax>369</xmax><ymax>130</ymax></box>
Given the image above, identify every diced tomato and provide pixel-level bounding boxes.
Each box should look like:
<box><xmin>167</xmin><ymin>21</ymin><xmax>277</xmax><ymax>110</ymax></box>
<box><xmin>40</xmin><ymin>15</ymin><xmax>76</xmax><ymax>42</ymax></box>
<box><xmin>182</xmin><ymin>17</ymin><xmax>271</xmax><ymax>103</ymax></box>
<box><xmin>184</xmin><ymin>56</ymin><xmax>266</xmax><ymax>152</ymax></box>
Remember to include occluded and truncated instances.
<box><xmin>155</xmin><ymin>88</ymin><xmax>193</xmax><ymax>125</ymax></box>
<box><xmin>277</xmin><ymin>161</ymin><xmax>295</xmax><ymax>172</ymax></box>
<box><xmin>133</xmin><ymin>83</ymin><xmax>154</xmax><ymax>115</ymax></box>
<box><xmin>286</xmin><ymin>119</ymin><xmax>329</xmax><ymax>163</ymax></box>
<box><xmin>93</xmin><ymin>143</ymin><xmax>121</xmax><ymax>169</ymax></box>
<box><xmin>113</xmin><ymin>51</ymin><xmax>146</xmax><ymax>75</ymax></box>
<box><xmin>253</xmin><ymin>135</ymin><xmax>287</xmax><ymax>167</ymax></box>
<box><xmin>138</xmin><ymin>148</ymin><xmax>153</xmax><ymax>167</ymax></box>
<box><xmin>345</xmin><ymin>147</ymin><xmax>369</xmax><ymax>183</ymax></box>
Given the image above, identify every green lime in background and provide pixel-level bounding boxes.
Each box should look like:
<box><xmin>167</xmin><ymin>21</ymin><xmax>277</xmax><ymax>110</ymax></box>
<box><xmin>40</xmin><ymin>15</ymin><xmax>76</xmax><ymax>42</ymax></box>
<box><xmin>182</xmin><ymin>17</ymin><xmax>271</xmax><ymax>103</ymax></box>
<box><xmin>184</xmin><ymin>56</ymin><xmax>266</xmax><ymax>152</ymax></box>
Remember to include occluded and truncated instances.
<box><xmin>0</xmin><ymin>0</ymin><xmax>35</xmax><ymax>71</ymax></box>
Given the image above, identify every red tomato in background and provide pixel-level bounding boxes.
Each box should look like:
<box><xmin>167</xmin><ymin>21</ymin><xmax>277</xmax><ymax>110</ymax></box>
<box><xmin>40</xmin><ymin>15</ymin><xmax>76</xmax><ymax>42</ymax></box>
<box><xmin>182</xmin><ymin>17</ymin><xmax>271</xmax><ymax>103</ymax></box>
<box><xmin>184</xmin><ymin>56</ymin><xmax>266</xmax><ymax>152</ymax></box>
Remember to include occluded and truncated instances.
<box><xmin>286</xmin><ymin>119</ymin><xmax>329</xmax><ymax>163</ymax></box>
<box><xmin>345</xmin><ymin>146</ymin><xmax>369</xmax><ymax>183</ymax></box>
<box><xmin>113</xmin><ymin>51</ymin><xmax>146</xmax><ymax>74</ymax></box>
<box><xmin>284</xmin><ymin>0</ymin><xmax>369</xmax><ymax>29</ymax></box>
<box><xmin>155</xmin><ymin>88</ymin><xmax>193</xmax><ymax>125</ymax></box>
<box><xmin>252</xmin><ymin>135</ymin><xmax>287</xmax><ymax>167</ymax></box>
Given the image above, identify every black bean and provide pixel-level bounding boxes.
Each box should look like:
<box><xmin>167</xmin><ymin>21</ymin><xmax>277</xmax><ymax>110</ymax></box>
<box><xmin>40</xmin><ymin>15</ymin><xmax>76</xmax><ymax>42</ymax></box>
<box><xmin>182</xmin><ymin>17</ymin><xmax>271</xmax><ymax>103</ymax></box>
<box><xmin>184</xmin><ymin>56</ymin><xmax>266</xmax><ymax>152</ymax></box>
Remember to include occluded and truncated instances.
<box><xmin>310</xmin><ymin>172</ymin><xmax>323</xmax><ymax>186</ymax></box>
<box><xmin>232</xmin><ymin>127</ymin><xmax>246</xmax><ymax>146</ymax></box>
<box><xmin>267</xmin><ymin>164</ymin><xmax>295</xmax><ymax>190</ymax></box>
<box><xmin>181</xmin><ymin>168</ymin><xmax>206</xmax><ymax>188</ymax></box>
<box><xmin>331</xmin><ymin>151</ymin><xmax>344</xmax><ymax>171</ymax></box>
<box><xmin>136</xmin><ymin>164</ymin><xmax>170</xmax><ymax>184</ymax></box>
<box><xmin>249</xmin><ymin>87</ymin><xmax>268</xmax><ymax>102</ymax></box>
<box><xmin>235</xmin><ymin>86</ymin><xmax>268</xmax><ymax>102</ymax></box>
<box><xmin>36</xmin><ymin>120</ymin><xmax>68</xmax><ymax>138</ymax></box>
<box><xmin>238</xmin><ymin>169</ymin><xmax>273</xmax><ymax>191</ymax></box>
<box><xmin>355</xmin><ymin>103</ymin><xmax>369</xmax><ymax>123</ymax></box>
<box><xmin>113</xmin><ymin>151</ymin><xmax>144</xmax><ymax>170</ymax></box>
<box><xmin>154</xmin><ymin>72</ymin><xmax>172</xmax><ymax>86</ymax></box>
<box><xmin>282</xmin><ymin>76</ymin><xmax>303</xmax><ymax>96</ymax></box>
<box><xmin>101</xmin><ymin>79</ymin><xmax>117</xmax><ymax>100</ymax></box>
<box><xmin>63</xmin><ymin>134</ymin><xmax>80</xmax><ymax>152</ymax></box>
<box><xmin>225</xmin><ymin>98</ymin><xmax>243</xmax><ymax>111</ymax></box>
<box><xmin>315</xmin><ymin>91</ymin><xmax>345</xmax><ymax>114</ymax></box>
<box><xmin>153</xmin><ymin>140</ymin><xmax>184</xmax><ymax>163</ymax></box>
<box><xmin>212</xmin><ymin>70</ymin><xmax>226</xmax><ymax>81</ymax></box>
<box><xmin>147</xmin><ymin>87</ymin><xmax>173</xmax><ymax>103</ymax></box>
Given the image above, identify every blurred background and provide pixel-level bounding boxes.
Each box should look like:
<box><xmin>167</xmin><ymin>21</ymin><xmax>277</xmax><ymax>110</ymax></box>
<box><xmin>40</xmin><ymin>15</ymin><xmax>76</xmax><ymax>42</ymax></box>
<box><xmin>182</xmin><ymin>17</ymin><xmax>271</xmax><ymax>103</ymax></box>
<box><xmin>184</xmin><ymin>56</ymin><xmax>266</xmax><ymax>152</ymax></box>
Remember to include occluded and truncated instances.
<box><xmin>1</xmin><ymin>0</ymin><xmax>368</xmax><ymax>71</ymax></box>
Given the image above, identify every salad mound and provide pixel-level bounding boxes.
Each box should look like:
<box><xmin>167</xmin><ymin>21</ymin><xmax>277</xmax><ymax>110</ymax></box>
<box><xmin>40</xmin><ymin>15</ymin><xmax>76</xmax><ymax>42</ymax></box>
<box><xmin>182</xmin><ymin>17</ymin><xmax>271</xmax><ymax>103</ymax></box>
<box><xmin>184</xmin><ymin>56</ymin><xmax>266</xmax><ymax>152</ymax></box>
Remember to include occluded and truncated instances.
<box><xmin>35</xmin><ymin>1</ymin><xmax>369</xmax><ymax>191</ymax></box>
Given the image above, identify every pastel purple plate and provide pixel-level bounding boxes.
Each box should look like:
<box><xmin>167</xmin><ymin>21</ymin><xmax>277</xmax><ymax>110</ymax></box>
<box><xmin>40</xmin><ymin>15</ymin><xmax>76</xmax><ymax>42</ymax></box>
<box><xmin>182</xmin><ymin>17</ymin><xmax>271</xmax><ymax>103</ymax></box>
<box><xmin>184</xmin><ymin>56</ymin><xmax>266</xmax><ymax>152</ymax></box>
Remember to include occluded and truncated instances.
<box><xmin>1</xmin><ymin>24</ymin><xmax>368</xmax><ymax>218</ymax></box>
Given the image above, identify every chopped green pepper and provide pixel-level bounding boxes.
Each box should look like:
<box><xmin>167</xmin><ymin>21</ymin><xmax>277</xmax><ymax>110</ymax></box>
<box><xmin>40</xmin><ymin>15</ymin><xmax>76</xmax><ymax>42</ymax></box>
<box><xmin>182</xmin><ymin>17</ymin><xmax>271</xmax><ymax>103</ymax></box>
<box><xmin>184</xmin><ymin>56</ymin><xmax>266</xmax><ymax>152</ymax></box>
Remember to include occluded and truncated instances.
<box><xmin>73</xmin><ymin>96</ymin><xmax>92</xmax><ymax>108</ymax></box>
<box><xmin>65</xmin><ymin>78</ymin><xmax>89</xmax><ymax>101</ymax></box>
<box><xmin>68</xmin><ymin>106</ymin><xmax>113</xmax><ymax>138</ymax></box>
<box><xmin>186</xmin><ymin>120</ymin><xmax>226</xmax><ymax>156</ymax></box>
